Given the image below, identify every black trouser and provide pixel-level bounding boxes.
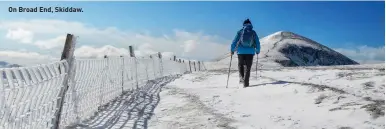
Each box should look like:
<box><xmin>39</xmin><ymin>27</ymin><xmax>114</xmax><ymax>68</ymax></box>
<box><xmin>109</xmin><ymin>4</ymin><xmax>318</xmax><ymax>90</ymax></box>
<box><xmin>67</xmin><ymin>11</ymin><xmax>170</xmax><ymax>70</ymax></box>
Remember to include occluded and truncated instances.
<box><xmin>238</xmin><ymin>54</ymin><xmax>254</xmax><ymax>86</ymax></box>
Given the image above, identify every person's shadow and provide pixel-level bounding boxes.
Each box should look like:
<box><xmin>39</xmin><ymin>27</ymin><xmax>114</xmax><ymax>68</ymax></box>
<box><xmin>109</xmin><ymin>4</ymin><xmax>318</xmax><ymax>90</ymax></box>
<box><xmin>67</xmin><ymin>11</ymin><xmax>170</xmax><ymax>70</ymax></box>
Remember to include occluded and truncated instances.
<box><xmin>248</xmin><ymin>80</ymin><xmax>289</xmax><ymax>87</ymax></box>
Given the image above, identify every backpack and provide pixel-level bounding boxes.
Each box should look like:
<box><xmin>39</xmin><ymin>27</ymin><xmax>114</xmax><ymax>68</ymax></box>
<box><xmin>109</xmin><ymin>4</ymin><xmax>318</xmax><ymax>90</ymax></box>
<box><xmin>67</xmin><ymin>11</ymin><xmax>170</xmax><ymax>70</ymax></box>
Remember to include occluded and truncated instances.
<box><xmin>238</xmin><ymin>28</ymin><xmax>256</xmax><ymax>48</ymax></box>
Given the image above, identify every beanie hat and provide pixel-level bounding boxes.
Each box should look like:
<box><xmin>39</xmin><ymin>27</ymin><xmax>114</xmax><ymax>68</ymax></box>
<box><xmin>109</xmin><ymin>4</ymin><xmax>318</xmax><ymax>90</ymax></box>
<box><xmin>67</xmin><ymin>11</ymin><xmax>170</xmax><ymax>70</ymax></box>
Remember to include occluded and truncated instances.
<box><xmin>243</xmin><ymin>19</ymin><xmax>252</xmax><ymax>25</ymax></box>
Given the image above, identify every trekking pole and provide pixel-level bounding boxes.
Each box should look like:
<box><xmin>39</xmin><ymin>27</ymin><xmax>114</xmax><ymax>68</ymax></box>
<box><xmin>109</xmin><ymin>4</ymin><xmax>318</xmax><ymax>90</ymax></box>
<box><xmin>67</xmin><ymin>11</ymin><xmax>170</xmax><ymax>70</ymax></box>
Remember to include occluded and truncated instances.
<box><xmin>255</xmin><ymin>54</ymin><xmax>258</xmax><ymax>78</ymax></box>
<box><xmin>226</xmin><ymin>42</ymin><xmax>242</xmax><ymax>89</ymax></box>
<box><xmin>226</xmin><ymin>53</ymin><xmax>233</xmax><ymax>88</ymax></box>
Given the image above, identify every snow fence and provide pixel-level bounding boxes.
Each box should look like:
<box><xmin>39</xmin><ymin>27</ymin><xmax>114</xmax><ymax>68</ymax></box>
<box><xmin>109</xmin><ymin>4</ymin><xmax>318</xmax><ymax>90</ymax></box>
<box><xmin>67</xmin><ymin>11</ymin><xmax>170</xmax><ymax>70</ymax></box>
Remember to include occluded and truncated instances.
<box><xmin>0</xmin><ymin>56</ymin><xmax>205</xmax><ymax>129</ymax></box>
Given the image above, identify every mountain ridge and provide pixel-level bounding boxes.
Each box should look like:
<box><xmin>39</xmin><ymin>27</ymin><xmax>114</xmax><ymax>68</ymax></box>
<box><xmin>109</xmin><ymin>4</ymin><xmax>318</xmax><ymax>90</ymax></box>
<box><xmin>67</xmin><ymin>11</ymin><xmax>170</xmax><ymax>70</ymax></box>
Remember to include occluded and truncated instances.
<box><xmin>260</xmin><ymin>31</ymin><xmax>359</xmax><ymax>66</ymax></box>
<box><xmin>0</xmin><ymin>61</ymin><xmax>22</xmax><ymax>68</ymax></box>
<box><xmin>210</xmin><ymin>31</ymin><xmax>359</xmax><ymax>69</ymax></box>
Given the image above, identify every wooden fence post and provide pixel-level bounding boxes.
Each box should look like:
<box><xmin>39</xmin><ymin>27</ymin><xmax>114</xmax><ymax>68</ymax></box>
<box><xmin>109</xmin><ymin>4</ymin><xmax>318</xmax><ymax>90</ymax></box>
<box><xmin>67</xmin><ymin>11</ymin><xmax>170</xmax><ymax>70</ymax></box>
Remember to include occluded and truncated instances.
<box><xmin>129</xmin><ymin>46</ymin><xmax>135</xmax><ymax>57</ymax></box>
<box><xmin>189</xmin><ymin>60</ymin><xmax>192</xmax><ymax>73</ymax></box>
<box><xmin>129</xmin><ymin>46</ymin><xmax>138</xmax><ymax>89</ymax></box>
<box><xmin>60</xmin><ymin>34</ymin><xmax>74</xmax><ymax>61</ymax></box>
<box><xmin>120</xmin><ymin>55</ymin><xmax>124</xmax><ymax>94</ymax></box>
<box><xmin>150</xmin><ymin>55</ymin><xmax>156</xmax><ymax>79</ymax></box>
<box><xmin>201</xmin><ymin>61</ymin><xmax>205</xmax><ymax>70</ymax></box>
<box><xmin>182</xmin><ymin>60</ymin><xmax>185</xmax><ymax>72</ymax></box>
<box><xmin>53</xmin><ymin>34</ymin><xmax>75</xmax><ymax>129</ymax></box>
<box><xmin>202</xmin><ymin>62</ymin><xmax>206</xmax><ymax>70</ymax></box>
<box><xmin>198</xmin><ymin>61</ymin><xmax>201</xmax><ymax>71</ymax></box>
<box><xmin>193</xmin><ymin>61</ymin><xmax>196</xmax><ymax>71</ymax></box>
<box><xmin>173</xmin><ymin>56</ymin><xmax>176</xmax><ymax>62</ymax></box>
<box><xmin>158</xmin><ymin>52</ymin><xmax>162</xmax><ymax>59</ymax></box>
<box><xmin>158</xmin><ymin>52</ymin><xmax>163</xmax><ymax>76</ymax></box>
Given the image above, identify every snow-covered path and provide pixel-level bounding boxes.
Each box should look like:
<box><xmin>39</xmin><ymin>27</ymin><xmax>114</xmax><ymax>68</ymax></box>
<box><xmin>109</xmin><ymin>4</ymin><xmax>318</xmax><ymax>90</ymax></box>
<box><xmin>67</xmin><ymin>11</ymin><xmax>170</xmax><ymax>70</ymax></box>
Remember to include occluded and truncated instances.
<box><xmin>74</xmin><ymin>66</ymin><xmax>384</xmax><ymax>129</ymax></box>
<box><xmin>147</xmin><ymin>83</ymin><xmax>237</xmax><ymax>129</ymax></box>
<box><xmin>149</xmin><ymin>68</ymin><xmax>384</xmax><ymax>129</ymax></box>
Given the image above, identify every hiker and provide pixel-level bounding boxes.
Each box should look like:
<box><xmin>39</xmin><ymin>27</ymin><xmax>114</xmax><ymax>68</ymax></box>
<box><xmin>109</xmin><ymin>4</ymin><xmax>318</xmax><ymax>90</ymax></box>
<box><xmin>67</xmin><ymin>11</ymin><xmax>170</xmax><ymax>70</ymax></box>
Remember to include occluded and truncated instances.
<box><xmin>230</xmin><ymin>19</ymin><xmax>261</xmax><ymax>87</ymax></box>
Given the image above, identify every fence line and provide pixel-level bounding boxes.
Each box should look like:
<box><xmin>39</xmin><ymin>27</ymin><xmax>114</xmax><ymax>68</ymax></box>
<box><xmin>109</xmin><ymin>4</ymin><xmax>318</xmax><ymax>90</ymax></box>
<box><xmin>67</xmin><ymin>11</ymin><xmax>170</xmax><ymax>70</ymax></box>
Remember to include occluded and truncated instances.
<box><xmin>0</xmin><ymin>35</ymin><xmax>207</xmax><ymax>129</ymax></box>
<box><xmin>0</xmin><ymin>61</ymin><xmax>69</xmax><ymax>129</ymax></box>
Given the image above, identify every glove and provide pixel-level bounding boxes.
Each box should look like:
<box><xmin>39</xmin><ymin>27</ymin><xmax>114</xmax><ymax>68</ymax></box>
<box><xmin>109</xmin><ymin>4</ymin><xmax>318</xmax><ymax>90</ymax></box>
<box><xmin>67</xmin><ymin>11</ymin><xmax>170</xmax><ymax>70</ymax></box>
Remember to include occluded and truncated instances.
<box><xmin>231</xmin><ymin>51</ymin><xmax>234</xmax><ymax>55</ymax></box>
<box><xmin>256</xmin><ymin>51</ymin><xmax>259</xmax><ymax>55</ymax></box>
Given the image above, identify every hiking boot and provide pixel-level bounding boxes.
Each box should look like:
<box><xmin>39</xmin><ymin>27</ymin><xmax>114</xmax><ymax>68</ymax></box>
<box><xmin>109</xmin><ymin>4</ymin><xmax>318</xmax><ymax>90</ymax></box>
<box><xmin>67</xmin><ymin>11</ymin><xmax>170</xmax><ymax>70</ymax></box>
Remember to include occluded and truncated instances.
<box><xmin>239</xmin><ymin>78</ymin><xmax>244</xmax><ymax>84</ymax></box>
<box><xmin>244</xmin><ymin>83</ymin><xmax>249</xmax><ymax>87</ymax></box>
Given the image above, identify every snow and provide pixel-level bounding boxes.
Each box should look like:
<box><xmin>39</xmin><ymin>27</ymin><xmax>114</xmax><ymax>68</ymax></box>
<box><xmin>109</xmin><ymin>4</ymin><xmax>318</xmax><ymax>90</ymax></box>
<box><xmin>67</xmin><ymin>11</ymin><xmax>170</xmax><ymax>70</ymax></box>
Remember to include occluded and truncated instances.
<box><xmin>147</xmin><ymin>65</ymin><xmax>384</xmax><ymax>129</ymax></box>
<box><xmin>262</xmin><ymin>68</ymin><xmax>385</xmax><ymax>100</ymax></box>
<box><xmin>78</xmin><ymin>63</ymin><xmax>384</xmax><ymax>129</ymax></box>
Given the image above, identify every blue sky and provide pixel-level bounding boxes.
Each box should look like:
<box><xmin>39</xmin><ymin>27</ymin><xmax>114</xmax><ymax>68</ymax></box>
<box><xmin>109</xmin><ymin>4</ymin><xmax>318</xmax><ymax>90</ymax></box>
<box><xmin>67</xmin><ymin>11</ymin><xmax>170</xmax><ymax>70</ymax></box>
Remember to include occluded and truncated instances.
<box><xmin>0</xmin><ymin>1</ymin><xmax>384</xmax><ymax>65</ymax></box>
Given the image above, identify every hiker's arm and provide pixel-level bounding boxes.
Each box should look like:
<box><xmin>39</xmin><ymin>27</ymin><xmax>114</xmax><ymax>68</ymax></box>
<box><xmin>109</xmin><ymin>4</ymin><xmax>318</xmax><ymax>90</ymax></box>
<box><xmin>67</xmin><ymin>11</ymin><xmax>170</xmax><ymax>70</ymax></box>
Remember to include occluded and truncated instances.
<box><xmin>255</xmin><ymin>33</ymin><xmax>261</xmax><ymax>54</ymax></box>
<box><xmin>231</xmin><ymin>31</ymin><xmax>240</xmax><ymax>53</ymax></box>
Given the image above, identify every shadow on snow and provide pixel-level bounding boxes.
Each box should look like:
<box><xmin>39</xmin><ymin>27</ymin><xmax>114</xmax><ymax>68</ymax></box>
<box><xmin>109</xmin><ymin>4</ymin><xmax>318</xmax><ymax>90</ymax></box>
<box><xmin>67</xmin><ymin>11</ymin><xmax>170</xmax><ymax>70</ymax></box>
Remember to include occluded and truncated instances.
<box><xmin>72</xmin><ymin>75</ymin><xmax>179</xmax><ymax>129</ymax></box>
<box><xmin>248</xmin><ymin>80</ymin><xmax>289</xmax><ymax>87</ymax></box>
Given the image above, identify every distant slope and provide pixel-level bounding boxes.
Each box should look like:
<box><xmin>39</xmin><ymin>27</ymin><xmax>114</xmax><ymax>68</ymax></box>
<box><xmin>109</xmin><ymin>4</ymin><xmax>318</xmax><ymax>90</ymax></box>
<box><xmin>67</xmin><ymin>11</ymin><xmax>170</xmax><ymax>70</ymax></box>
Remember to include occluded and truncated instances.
<box><xmin>0</xmin><ymin>61</ymin><xmax>22</xmax><ymax>68</ymax></box>
<box><xmin>207</xmin><ymin>31</ymin><xmax>359</xmax><ymax>70</ymax></box>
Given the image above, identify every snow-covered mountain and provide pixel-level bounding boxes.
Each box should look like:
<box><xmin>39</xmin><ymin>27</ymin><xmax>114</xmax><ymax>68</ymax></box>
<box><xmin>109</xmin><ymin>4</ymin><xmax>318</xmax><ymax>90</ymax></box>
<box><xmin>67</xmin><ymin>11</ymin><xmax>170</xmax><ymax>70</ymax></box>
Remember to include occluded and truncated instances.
<box><xmin>0</xmin><ymin>61</ymin><xmax>22</xmax><ymax>68</ymax></box>
<box><xmin>259</xmin><ymin>31</ymin><xmax>359</xmax><ymax>66</ymax></box>
<box><xmin>208</xmin><ymin>31</ymin><xmax>359</xmax><ymax>70</ymax></box>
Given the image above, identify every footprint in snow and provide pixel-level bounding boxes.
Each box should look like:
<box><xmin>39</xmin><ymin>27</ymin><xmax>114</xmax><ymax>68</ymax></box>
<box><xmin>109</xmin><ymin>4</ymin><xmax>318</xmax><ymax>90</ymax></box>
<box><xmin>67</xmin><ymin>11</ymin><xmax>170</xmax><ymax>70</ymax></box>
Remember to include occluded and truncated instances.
<box><xmin>241</xmin><ymin>114</ymin><xmax>251</xmax><ymax>117</ymax></box>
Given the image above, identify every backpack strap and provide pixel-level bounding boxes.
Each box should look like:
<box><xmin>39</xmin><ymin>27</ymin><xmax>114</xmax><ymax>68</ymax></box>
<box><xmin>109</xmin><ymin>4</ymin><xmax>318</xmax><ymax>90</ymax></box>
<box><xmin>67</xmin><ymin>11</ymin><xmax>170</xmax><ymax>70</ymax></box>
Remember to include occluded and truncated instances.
<box><xmin>251</xmin><ymin>30</ymin><xmax>256</xmax><ymax>48</ymax></box>
<box><xmin>234</xmin><ymin>26</ymin><xmax>247</xmax><ymax>52</ymax></box>
<box><xmin>240</xmin><ymin>27</ymin><xmax>246</xmax><ymax>42</ymax></box>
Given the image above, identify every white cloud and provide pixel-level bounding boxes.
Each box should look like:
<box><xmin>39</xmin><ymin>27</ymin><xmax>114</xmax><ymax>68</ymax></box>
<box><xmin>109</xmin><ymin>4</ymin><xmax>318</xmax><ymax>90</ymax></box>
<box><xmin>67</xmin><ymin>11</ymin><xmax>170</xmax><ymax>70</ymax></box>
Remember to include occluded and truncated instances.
<box><xmin>334</xmin><ymin>45</ymin><xmax>385</xmax><ymax>64</ymax></box>
<box><xmin>0</xmin><ymin>19</ymin><xmax>230</xmax><ymax>64</ymax></box>
<box><xmin>35</xmin><ymin>35</ymin><xmax>67</xmax><ymax>49</ymax></box>
<box><xmin>74</xmin><ymin>45</ymin><xmax>129</xmax><ymax>59</ymax></box>
<box><xmin>5</xmin><ymin>28</ymin><xmax>34</xmax><ymax>44</ymax></box>
<box><xmin>134</xmin><ymin>43</ymin><xmax>157</xmax><ymax>57</ymax></box>
<box><xmin>0</xmin><ymin>50</ymin><xmax>56</xmax><ymax>66</ymax></box>
<box><xmin>0</xmin><ymin>50</ymin><xmax>48</xmax><ymax>59</ymax></box>
<box><xmin>183</xmin><ymin>40</ymin><xmax>197</xmax><ymax>53</ymax></box>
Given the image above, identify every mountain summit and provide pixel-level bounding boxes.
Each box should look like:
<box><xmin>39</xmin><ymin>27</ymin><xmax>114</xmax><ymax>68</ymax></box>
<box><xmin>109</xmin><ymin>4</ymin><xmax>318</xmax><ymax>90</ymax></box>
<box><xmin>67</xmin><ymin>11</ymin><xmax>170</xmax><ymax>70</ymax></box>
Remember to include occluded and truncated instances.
<box><xmin>259</xmin><ymin>31</ymin><xmax>359</xmax><ymax>66</ymax></box>
<box><xmin>211</xmin><ymin>31</ymin><xmax>359</xmax><ymax>69</ymax></box>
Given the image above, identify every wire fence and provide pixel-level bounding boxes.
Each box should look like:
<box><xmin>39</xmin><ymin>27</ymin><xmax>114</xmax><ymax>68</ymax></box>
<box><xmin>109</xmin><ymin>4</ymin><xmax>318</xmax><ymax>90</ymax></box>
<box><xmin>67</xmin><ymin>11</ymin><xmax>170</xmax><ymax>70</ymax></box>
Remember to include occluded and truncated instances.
<box><xmin>0</xmin><ymin>61</ymin><xmax>69</xmax><ymax>129</ymax></box>
<box><xmin>0</xmin><ymin>54</ymin><xmax>206</xmax><ymax>129</ymax></box>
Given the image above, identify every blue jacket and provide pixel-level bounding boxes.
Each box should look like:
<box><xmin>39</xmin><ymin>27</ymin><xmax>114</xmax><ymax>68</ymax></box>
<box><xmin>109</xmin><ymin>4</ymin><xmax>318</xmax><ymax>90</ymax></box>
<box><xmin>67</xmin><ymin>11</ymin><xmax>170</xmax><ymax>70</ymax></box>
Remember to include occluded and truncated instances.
<box><xmin>230</xmin><ymin>24</ymin><xmax>261</xmax><ymax>55</ymax></box>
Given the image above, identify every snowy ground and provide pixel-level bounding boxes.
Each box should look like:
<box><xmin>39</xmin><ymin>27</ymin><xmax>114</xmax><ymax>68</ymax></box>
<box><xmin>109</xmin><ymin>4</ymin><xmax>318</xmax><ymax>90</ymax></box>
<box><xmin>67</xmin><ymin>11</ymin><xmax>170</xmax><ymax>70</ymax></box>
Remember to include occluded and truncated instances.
<box><xmin>74</xmin><ymin>64</ymin><xmax>385</xmax><ymax>129</ymax></box>
<box><xmin>147</xmin><ymin>66</ymin><xmax>384</xmax><ymax>129</ymax></box>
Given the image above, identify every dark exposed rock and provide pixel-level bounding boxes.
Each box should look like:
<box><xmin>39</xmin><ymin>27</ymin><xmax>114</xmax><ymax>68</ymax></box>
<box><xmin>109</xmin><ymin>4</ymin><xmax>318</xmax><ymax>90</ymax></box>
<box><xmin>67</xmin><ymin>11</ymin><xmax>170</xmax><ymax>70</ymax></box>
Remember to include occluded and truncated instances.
<box><xmin>278</xmin><ymin>44</ymin><xmax>359</xmax><ymax>67</ymax></box>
